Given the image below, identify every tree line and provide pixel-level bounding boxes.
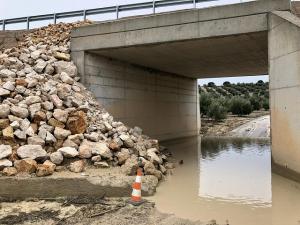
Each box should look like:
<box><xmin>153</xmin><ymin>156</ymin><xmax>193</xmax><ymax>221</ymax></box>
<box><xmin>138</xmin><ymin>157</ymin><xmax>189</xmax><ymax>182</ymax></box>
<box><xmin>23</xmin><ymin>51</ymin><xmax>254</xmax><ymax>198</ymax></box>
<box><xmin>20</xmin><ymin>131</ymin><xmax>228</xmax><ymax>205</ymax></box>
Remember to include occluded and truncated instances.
<box><xmin>200</xmin><ymin>80</ymin><xmax>269</xmax><ymax>121</ymax></box>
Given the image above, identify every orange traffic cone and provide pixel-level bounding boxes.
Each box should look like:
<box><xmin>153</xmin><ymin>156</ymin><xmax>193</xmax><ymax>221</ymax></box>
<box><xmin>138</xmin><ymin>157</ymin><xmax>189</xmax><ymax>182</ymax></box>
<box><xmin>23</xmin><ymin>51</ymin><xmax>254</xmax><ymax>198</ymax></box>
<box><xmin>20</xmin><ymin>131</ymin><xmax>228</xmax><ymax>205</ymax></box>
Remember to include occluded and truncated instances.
<box><xmin>128</xmin><ymin>168</ymin><xmax>145</xmax><ymax>206</ymax></box>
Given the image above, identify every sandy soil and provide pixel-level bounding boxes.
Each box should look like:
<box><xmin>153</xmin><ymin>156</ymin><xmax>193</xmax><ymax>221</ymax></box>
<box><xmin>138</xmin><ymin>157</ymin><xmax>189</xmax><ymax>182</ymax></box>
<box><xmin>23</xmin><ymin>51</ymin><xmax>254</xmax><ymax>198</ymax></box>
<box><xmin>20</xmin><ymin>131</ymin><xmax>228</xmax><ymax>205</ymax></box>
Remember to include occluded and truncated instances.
<box><xmin>0</xmin><ymin>198</ymin><xmax>210</xmax><ymax>225</ymax></box>
<box><xmin>200</xmin><ymin>111</ymin><xmax>269</xmax><ymax>137</ymax></box>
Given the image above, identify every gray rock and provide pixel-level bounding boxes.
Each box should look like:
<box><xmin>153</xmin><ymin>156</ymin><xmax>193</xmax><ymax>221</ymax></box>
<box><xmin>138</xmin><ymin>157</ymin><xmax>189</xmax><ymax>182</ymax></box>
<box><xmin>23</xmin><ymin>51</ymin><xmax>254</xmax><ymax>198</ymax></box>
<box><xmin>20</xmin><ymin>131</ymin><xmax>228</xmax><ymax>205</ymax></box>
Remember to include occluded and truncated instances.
<box><xmin>25</xmin><ymin>96</ymin><xmax>41</xmax><ymax>105</ymax></box>
<box><xmin>45</xmin><ymin>131</ymin><xmax>57</xmax><ymax>143</ymax></box>
<box><xmin>58</xmin><ymin>147</ymin><xmax>78</xmax><ymax>158</ymax></box>
<box><xmin>50</xmin><ymin>94</ymin><xmax>63</xmax><ymax>108</ymax></box>
<box><xmin>45</xmin><ymin>64</ymin><xmax>54</xmax><ymax>75</ymax></box>
<box><xmin>41</xmin><ymin>101</ymin><xmax>53</xmax><ymax>111</ymax></box>
<box><xmin>27</xmin><ymin>136</ymin><xmax>45</xmax><ymax>146</ymax></box>
<box><xmin>60</xmin><ymin>72</ymin><xmax>74</xmax><ymax>84</ymax></box>
<box><xmin>91</xmin><ymin>142</ymin><xmax>112</xmax><ymax>159</ymax></box>
<box><xmin>122</xmin><ymin>156</ymin><xmax>139</xmax><ymax>176</ymax></box>
<box><xmin>25</xmin><ymin>78</ymin><xmax>38</xmax><ymax>88</ymax></box>
<box><xmin>119</xmin><ymin>134</ymin><xmax>134</xmax><ymax>148</ymax></box>
<box><xmin>54</xmin><ymin>127</ymin><xmax>71</xmax><ymax>139</ymax></box>
<box><xmin>53</xmin><ymin>109</ymin><xmax>68</xmax><ymax>123</ymax></box>
<box><xmin>20</xmin><ymin>118</ymin><xmax>30</xmax><ymax>131</ymax></box>
<box><xmin>91</xmin><ymin>155</ymin><xmax>101</xmax><ymax>162</ymax></box>
<box><xmin>54</xmin><ymin>61</ymin><xmax>77</xmax><ymax>77</ymax></box>
<box><xmin>63</xmin><ymin>139</ymin><xmax>78</xmax><ymax>149</ymax></box>
<box><xmin>14</xmin><ymin>129</ymin><xmax>27</xmax><ymax>140</ymax></box>
<box><xmin>84</xmin><ymin>132</ymin><xmax>99</xmax><ymax>142</ymax></box>
<box><xmin>116</xmin><ymin>148</ymin><xmax>130</xmax><ymax>165</ymax></box>
<box><xmin>29</xmin><ymin>103</ymin><xmax>41</xmax><ymax>118</ymax></box>
<box><xmin>0</xmin><ymin>88</ymin><xmax>10</xmax><ymax>96</ymax></box>
<box><xmin>147</xmin><ymin>148</ymin><xmax>162</xmax><ymax>164</ymax></box>
<box><xmin>50</xmin><ymin>151</ymin><xmax>64</xmax><ymax>165</ymax></box>
<box><xmin>94</xmin><ymin>161</ymin><xmax>109</xmax><ymax>168</ymax></box>
<box><xmin>144</xmin><ymin>161</ymin><xmax>162</xmax><ymax>180</ymax></box>
<box><xmin>78</xmin><ymin>139</ymin><xmax>93</xmax><ymax>159</ymax></box>
<box><xmin>17</xmin><ymin>145</ymin><xmax>47</xmax><ymax>159</ymax></box>
<box><xmin>31</xmin><ymin>50</ymin><xmax>41</xmax><ymax>59</ymax></box>
<box><xmin>0</xmin><ymin>145</ymin><xmax>12</xmax><ymax>159</ymax></box>
<box><xmin>2</xmin><ymin>81</ymin><xmax>15</xmax><ymax>91</ymax></box>
<box><xmin>0</xmin><ymin>159</ymin><xmax>12</xmax><ymax>168</ymax></box>
<box><xmin>10</xmin><ymin>106</ymin><xmax>29</xmax><ymax>119</ymax></box>
<box><xmin>26</xmin><ymin>126</ymin><xmax>35</xmax><ymax>137</ymax></box>
<box><xmin>0</xmin><ymin>69</ymin><xmax>16</xmax><ymax>78</ymax></box>
<box><xmin>34</xmin><ymin>60</ymin><xmax>47</xmax><ymax>73</ymax></box>
<box><xmin>0</xmin><ymin>104</ymin><xmax>10</xmax><ymax>118</ymax></box>
<box><xmin>10</xmin><ymin>121</ymin><xmax>20</xmax><ymax>129</ymax></box>
<box><xmin>69</xmin><ymin>160</ymin><xmax>85</xmax><ymax>173</ymax></box>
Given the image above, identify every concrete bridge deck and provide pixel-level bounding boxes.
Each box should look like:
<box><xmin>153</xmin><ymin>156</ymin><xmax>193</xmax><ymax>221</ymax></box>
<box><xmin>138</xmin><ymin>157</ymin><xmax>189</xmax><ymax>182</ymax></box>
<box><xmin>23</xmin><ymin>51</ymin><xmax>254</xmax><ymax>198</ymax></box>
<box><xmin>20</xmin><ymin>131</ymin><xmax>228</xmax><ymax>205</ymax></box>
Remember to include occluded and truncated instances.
<box><xmin>70</xmin><ymin>0</ymin><xmax>300</xmax><ymax>181</ymax></box>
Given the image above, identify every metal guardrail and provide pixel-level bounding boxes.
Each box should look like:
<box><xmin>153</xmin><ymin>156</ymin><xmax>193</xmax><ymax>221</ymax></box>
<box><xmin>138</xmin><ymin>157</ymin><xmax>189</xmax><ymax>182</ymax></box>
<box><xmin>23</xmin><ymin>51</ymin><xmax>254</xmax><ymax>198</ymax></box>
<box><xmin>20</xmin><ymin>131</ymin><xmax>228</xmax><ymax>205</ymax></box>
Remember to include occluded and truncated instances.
<box><xmin>0</xmin><ymin>0</ymin><xmax>218</xmax><ymax>31</ymax></box>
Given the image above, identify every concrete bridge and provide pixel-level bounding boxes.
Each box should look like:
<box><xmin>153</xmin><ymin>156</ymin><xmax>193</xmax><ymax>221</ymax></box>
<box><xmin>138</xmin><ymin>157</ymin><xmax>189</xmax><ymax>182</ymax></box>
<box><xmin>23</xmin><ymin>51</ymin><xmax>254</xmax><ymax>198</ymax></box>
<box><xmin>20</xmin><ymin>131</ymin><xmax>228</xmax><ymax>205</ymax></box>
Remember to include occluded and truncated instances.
<box><xmin>70</xmin><ymin>0</ymin><xmax>300</xmax><ymax>181</ymax></box>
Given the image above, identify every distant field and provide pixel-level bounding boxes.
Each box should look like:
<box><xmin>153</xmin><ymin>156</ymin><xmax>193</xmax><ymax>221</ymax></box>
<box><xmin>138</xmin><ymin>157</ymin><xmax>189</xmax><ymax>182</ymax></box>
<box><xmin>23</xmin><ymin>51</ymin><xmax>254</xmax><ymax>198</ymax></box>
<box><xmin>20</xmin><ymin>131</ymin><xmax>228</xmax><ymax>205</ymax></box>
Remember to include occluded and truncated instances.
<box><xmin>199</xmin><ymin>81</ymin><xmax>269</xmax><ymax>121</ymax></box>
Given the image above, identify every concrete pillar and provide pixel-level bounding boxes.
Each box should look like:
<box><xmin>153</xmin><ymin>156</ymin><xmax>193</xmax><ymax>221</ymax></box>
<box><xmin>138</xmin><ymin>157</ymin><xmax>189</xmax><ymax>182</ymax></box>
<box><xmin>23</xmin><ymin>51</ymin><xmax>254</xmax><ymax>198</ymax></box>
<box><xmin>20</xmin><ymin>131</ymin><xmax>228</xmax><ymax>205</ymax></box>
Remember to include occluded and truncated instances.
<box><xmin>269</xmin><ymin>12</ymin><xmax>300</xmax><ymax>181</ymax></box>
<box><xmin>71</xmin><ymin>51</ymin><xmax>85</xmax><ymax>84</ymax></box>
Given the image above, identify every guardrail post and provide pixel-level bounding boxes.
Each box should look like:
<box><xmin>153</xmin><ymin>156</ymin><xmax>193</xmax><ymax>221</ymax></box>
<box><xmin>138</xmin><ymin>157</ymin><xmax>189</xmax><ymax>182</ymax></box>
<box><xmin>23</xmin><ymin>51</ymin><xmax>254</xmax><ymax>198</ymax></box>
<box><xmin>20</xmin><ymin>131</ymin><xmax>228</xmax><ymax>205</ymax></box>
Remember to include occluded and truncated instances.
<box><xmin>2</xmin><ymin>20</ymin><xmax>5</xmax><ymax>31</ymax></box>
<box><xmin>83</xmin><ymin>10</ymin><xmax>87</xmax><ymax>21</ymax></box>
<box><xmin>153</xmin><ymin>0</ymin><xmax>156</xmax><ymax>14</ymax></box>
<box><xmin>116</xmin><ymin>5</ymin><xmax>119</xmax><ymax>19</ymax></box>
<box><xmin>26</xmin><ymin>17</ymin><xmax>30</xmax><ymax>30</ymax></box>
<box><xmin>54</xmin><ymin>14</ymin><xmax>57</xmax><ymax>24</ymax></box>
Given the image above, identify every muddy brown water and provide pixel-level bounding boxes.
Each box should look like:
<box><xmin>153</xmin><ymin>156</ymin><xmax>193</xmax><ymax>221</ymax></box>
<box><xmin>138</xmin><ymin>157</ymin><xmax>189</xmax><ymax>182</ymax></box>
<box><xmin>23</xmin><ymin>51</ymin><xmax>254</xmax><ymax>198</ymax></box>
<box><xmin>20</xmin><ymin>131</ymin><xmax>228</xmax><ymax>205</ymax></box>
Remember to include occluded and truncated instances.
<box><xmin>149</xmin><ymin>137</ymin><xmax>300</xmax><ymax>225</ymax></box>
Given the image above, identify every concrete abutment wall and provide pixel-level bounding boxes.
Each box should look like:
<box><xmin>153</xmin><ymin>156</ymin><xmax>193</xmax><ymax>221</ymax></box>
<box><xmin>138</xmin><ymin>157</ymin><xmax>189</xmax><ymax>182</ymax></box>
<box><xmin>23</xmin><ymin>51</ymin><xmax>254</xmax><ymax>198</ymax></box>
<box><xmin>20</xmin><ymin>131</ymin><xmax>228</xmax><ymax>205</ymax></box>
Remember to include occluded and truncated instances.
<box><xmin>269</xmin><ymin>11</ymin><xmax>300</xmax><ymax>182</ymax></box>
<box><xmin>73</xmin><ymin>51</ymin><xmax>200</xmax><ymax>141</ymax></box>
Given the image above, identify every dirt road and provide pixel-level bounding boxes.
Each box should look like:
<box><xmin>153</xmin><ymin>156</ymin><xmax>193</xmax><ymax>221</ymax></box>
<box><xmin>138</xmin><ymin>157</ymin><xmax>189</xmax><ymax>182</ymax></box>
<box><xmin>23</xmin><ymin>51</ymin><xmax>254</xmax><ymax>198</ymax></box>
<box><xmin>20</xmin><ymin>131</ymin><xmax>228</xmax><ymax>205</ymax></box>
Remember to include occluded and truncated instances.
<box><xmin>228</xmin><ymin>115</ymin><xmax>270</xmax><ymax>138</ymax></box>
<box><xmin>201</xmin><ymin>111</ymin><xmax>270</xmax><ymax>137</ymax></box>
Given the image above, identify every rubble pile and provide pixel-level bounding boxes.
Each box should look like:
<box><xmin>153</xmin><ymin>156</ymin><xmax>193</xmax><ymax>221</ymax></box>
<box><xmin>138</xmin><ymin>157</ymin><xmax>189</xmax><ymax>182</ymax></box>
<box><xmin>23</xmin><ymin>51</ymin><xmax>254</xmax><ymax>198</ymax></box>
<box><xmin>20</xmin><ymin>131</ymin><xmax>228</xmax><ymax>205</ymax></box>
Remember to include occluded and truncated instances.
<box><xmin>0</xmin><ymin>22</ymin><xmax>173</xmax><ymax>179</ymax></box>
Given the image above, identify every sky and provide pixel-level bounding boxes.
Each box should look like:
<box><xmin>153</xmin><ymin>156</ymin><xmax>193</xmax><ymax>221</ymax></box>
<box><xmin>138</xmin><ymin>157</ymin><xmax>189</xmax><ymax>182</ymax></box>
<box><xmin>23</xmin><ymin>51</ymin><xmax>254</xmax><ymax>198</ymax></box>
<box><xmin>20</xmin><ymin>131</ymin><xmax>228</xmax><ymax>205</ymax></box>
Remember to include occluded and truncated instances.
<box><xmin>0</xmin><ymin>0</ymin><xmax>275</xmax><ymax>84</ymax></box>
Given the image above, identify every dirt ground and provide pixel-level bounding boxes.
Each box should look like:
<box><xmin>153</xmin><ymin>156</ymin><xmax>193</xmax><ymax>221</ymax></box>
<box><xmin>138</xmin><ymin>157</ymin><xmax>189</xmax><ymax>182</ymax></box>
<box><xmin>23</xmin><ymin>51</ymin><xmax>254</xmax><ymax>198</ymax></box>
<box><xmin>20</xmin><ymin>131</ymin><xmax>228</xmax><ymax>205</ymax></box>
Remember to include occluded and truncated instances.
<box><xmin>200</xmin><ymin>111</ymin><xmax>269</xmax><ymax>136</ymax></box>
<box><xmin>0</xmin><ymin>198</ymin><xmax>219</xmax><ymax>225</ymax></box>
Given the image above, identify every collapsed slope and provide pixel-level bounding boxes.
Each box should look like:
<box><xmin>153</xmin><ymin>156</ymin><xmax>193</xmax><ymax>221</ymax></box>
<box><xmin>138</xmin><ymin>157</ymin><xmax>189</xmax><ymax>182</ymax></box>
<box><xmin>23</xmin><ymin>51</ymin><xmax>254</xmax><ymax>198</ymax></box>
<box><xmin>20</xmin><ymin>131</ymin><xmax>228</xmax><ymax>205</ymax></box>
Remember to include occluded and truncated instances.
<box><xmin>0</xmin><ymin>22</ymin><xmax>171</xmax><ymax>179</ymax></box>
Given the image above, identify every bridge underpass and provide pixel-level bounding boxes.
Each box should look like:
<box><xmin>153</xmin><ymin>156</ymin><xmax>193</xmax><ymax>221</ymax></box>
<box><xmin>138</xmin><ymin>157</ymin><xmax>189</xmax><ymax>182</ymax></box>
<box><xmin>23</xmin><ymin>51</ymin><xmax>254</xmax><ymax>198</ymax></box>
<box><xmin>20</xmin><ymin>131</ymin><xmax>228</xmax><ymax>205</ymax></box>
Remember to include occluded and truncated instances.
<box><xmin>70</xmin><ymin>0</ymin><xmax>300</xmax><ymax>181</ymax></box>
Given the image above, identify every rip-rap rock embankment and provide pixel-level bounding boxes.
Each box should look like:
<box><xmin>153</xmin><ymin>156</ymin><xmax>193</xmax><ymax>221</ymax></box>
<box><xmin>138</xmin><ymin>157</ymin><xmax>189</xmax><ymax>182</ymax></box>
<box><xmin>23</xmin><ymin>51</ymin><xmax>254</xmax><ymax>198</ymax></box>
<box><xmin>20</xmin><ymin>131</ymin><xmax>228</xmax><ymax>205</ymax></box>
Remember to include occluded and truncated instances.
<box><xmin>0</xmin><ymin>22</ymin><xmax>175</xmax><ymax>198</ymax></box>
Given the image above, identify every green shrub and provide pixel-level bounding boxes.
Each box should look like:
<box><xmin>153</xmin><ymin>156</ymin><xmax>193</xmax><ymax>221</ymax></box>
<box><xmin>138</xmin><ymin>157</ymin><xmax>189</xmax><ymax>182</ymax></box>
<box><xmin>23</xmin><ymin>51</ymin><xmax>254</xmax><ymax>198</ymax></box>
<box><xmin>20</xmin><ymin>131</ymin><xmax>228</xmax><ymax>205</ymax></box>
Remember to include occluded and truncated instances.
<box><xmin>263</xmin><ymin>98</ymin><xmax>269</xmax><ymax>111</ymax></box>
<box><xmin>230</xmin><ymin>97</ymin><xmax>253</xmax><ymax>115</ymax></box>
<box><xmin>207</xmin><ymin>100</ymin><xmax>227</xmax><ymax>121</ymax></box>
<box><xmin>250</xmin><ymin>96</ymin><xmax>262</xmax><ymax>110</ymax></box>
<box><xmin>200</xmin><ymin>92</ymin><xmax>213</xmax><ymax>116</ymax></box>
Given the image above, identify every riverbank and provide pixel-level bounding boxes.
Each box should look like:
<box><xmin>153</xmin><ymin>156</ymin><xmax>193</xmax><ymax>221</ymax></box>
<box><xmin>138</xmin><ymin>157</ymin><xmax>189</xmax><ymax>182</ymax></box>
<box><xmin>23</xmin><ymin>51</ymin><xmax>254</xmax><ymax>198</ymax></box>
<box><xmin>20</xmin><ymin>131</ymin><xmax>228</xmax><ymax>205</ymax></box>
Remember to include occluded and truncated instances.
<box><xmin>200</xmin><ymin>111</ymin><xmax>270</xmax><ymax>137</ymax></box>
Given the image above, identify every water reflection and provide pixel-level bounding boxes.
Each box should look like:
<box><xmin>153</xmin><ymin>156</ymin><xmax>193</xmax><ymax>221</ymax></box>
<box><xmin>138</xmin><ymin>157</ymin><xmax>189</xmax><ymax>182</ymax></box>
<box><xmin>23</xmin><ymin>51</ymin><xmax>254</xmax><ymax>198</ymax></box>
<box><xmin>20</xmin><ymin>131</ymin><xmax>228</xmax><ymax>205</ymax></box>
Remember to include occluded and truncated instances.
<box><xmin>149</xmin><ymin>136</ymin><xmax>300</xmax><ymax>225</ymax></box>
<box><xmin>199</xmin><ymin>137</ymin><xmax>271</xmax><ymax>207</ymax></box>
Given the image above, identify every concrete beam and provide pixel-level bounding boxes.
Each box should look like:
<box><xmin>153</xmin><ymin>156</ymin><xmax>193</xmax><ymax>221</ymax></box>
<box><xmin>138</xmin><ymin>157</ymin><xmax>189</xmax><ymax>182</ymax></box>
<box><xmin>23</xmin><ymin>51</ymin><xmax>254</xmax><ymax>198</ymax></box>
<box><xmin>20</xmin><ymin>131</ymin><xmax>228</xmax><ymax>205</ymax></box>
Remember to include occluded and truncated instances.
<box><xmin>71</xmin><ymin>0</ymin><xmax>290</xmax><ymax>41</ymax></box>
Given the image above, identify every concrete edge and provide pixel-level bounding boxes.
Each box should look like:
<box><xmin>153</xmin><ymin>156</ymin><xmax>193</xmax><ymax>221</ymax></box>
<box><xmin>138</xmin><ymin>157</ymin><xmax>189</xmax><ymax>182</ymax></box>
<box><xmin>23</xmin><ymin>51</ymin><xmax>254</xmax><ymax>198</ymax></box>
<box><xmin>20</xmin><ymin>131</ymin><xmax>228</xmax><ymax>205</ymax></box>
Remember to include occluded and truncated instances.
<box><xmin>271</xmin><ymin>10</ymin><xmax>300</xmax><ymax>28</ymax></box>
<box><xmin>71</xmin><ymin>0</ymin><xmax>290</xmax><ymax>38</ymax></box>
<box><xmin>0</xmin><ymin>175</ymin><xmax>158</xmax><ymax>200</ymax></box>
<box><xmin>272</xmin><ymin>160</ymin><xmax>300</xmax><ymax>183</ymax></box>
